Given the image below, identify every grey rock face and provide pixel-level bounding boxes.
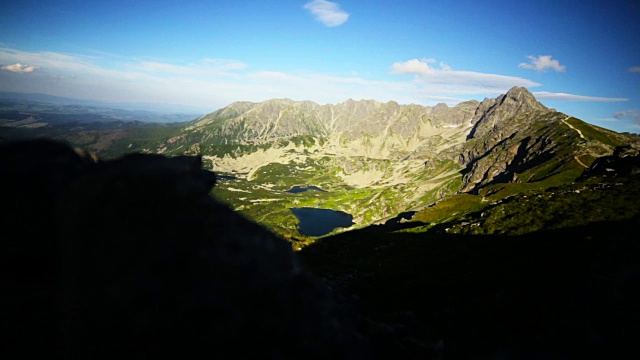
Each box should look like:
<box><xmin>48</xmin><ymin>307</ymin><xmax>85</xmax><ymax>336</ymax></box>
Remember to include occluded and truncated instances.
<box><xmin>431</xmin><ymin>100</ymin><xmax>479</xmax><ymax>126</ymax></box>
<box><xmin>190</xmin><ymin>87</ymin><xmax>548</xmax><ymax>154</ymax></box>
<box><xmin>468</xmin><ymin>86</ymin><xmax>549</xmax><ymax>140</ymax></box>
<box><xmin>444</xmin><ymin>87</ymin><xmax>570</xmax><ymax>192</ymax></box>
<box><xmin>189</xmin><ymin>97</ymin><xmax>475</xmax><ymax>146</ymax></box>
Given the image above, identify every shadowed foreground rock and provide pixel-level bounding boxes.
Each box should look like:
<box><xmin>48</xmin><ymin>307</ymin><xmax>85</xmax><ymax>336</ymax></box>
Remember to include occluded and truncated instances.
<box><xmin>1</xmin><ymin>139</ymin><xmax>372</xmax><ymax>359</ymax></box>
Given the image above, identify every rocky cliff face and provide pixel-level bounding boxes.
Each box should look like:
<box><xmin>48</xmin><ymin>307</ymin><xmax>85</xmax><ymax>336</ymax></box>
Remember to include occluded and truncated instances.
<box><xmin>468</xmin><ymin>86</ymin><xmax>549</xmax><ymax>140</ymax></box>
<box><xmin>182</xmin><ymin>95</ymin><xmax>477</xmax><ymax>158</ymax></box>
<box><xmin>441</xmin><ymin>87</ymin><xmax>609</xmax><ymax>192</ymax></box>
<box><xmin>194</xmin><ymin>88</ymin><xmax>531</xmax><ymax>150</ymax></box>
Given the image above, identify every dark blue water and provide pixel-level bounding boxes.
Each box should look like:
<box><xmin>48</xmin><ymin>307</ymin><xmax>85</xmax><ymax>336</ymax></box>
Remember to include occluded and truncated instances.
<box><xmin>216</xmin><ymin>174</ymin><xmax>239</xmax><ymax>181</ymax></box>
<box><xmin>286</xmin><ymin>185</ymin><xmax>327</xmax><ymax>194</ymax></box>
<box><xmin>290</xmin><ymin>207</ymin><xmax>354</xmax><ymax>237</ymax></box>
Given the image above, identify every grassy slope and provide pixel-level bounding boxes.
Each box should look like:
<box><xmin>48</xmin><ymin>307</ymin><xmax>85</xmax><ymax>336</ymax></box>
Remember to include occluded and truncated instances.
<box><xmin>411</xmin><ymin>116</ymin><xmax>633</xmax><ymax>231</ymax></box>
<box><xmin>439</xmin><ymin>175</ymin><xmax>640</xmax><ymax>235</ymax></box>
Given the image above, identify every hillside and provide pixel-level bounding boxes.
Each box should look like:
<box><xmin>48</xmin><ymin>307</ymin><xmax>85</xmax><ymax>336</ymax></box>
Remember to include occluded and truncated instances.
<box><xmin>2</xmin><ymin>87</ymin><xmax>636</xmax><ymax>243</ymax></box>
<box><xmin>299</xmin><ymin>145</ymin><xmax>640</xmax><ymax>357</ymax></box>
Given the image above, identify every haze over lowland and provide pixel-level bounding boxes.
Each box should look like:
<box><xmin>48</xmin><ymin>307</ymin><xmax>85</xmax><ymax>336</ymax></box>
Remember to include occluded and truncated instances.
<box><xmin>1</xmin><ymin>0</ymin><xmax>639</xmax><ymax>132</ymax></box>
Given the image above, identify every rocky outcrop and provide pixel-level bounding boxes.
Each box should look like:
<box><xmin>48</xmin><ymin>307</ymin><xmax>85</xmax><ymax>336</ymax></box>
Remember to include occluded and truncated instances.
<box><xmin>581</xmin><ymin>141</ymin><xmax>640</xmax><ymax>178</ymax></box>
<box><xmin>1</xmin><ymin>139</ymin><xmax>371</xmax><ymax>359</ymax></box>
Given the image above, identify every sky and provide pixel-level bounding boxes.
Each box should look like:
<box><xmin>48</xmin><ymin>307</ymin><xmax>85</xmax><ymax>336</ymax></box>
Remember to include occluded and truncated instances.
<box><xmin>1</xmin><ymin>0</ymin><xmax>639</xmax><ymax>132</ymax></box>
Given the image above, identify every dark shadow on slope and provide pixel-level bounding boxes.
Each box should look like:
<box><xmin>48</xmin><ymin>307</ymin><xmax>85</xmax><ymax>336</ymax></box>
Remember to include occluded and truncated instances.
<box><xmin>300</xmin><ymin>218</ymin><xmax>640</xmax><ymax>359</ymax></box>
<box><xmin>1</xmin><ymin>139</ymin><xmax>372</xmax><ymax>360</ymax></box>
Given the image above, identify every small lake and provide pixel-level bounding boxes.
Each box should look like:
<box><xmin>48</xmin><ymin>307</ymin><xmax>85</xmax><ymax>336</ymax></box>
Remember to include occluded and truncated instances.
<box><xmin>286</xmin><ymin>185</ymin><xmax>327</xmax><ymax>194</ymax></box>
<box><xmin>290</xmin><ymin>207</ymin><xmax>354</xmax><ymax>237</ymax></box>
<box><xmin>216</xmin><ymin>174</ymin><xmax>239</xmax><ymax>181</ymax></box>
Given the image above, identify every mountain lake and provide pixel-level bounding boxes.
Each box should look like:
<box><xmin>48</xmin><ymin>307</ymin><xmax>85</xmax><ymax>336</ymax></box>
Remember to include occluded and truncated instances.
<box><xmin>290</xmin><ymin>207</ymin><xmax>354</xmax><ymax>237</ymax></box>
<box><xmin>286</xmin><ymin>185</ymin><xmax>327</xmax><ymax>194</ymax></box>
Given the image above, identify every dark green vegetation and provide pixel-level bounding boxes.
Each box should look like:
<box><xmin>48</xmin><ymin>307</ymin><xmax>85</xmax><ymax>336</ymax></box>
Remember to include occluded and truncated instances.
<box><xmin>440</xmin><ymin>177</ymin><xmax>640</xmax><ymax>236</ymax></box>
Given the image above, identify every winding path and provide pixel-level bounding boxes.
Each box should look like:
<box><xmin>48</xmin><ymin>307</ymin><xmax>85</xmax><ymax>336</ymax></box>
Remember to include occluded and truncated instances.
<box><xmin>561</xmin><ymin>116</ymin><xmax>590</xmax><ymax>168</ymax></box>
<box><xmin>574</xmin><ymin>154</ymin><xmax>589</xmax><ymax>168</ymax></box>
<box><xmin>562</xmin><ymin>116</ymin><xmax>586</xmax><ymax>140</ymax></box>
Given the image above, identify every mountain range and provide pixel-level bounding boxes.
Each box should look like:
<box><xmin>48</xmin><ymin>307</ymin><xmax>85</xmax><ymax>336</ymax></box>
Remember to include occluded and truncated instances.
<box><xmin>2</xmin><ymin>86</ymin><xmax>640</xmax><ymax>358</ymax></box>
<box><xmin>2</xmin><ymin>86</ymin><xmax>638</xmax><ymax>241</ymax></box>
<box><xmin>134</xmin><ymin>87</ymin><xmax>634</xmax><ymax>240</ymax></box>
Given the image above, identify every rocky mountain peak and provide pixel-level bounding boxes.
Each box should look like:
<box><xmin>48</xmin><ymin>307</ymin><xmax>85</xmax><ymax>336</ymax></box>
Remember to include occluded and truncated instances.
<box><xmin>432</xmin><ymin>103</ymin><xmax>450</xmax><ymax>113</ymax></box>
<box><xmin>467</xmin><ymin>86</ymin><xmax>549</xmax><ymax>140</ymax></box>
<box><xmin>501</xmin><ymin>86</ymin><xmax>548</xmax><ymax>113</ymax></box>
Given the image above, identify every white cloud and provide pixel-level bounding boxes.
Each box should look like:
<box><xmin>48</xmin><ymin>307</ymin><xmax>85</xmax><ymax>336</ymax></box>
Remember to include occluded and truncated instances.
<box><xmin>533</xmin><ymin>91</ymin><xmax>628</xmax><ymax>102</ymax></box>
<box><xmin>630</xmin><ymin>66</ymin><xmax>640</xmax><ymax>73</ymax></box>
<box><xmin>391</xmin><ymin>58</ymin><xmax>436</xmax><ymax>74</ymax></box>
<box><xmin>613</xmin><ymin>109</ymin><xmax>640</xmax><ymax>124</ymax></box>
<box><xmin>304</xmin><ymin>0</ymin><xmax>349</xmax><ymax>27</ymax></box>
<box><xmin>390</xmin><ymin>58</ymin><xmax>541</xmax><ymax>94</ymax></box>
<box><xmin>0</xmin><ymin>47</ymin><xmax>131</xmax><ymax>78</ymax></box>
<box><xmin>1</xmin><ymin>63</ymin><xmax>40</xmax><ymax>73</ymax></box>
<box><xmin>519</xmin><ymin>55</ymin><xmax>566</xmax><ymax>72</ymax></box>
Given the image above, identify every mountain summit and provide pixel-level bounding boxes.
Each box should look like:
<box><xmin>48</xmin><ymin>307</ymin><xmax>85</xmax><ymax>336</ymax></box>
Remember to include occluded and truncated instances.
<box><xmin>468</xmin><ymin>86</ymin><xmax>549</xmax><ymax>140</ymax></box>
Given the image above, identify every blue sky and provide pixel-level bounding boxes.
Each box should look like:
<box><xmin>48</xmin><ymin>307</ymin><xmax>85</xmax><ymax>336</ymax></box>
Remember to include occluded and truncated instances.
<box><xmin>1</xmin><ymin>0</ymin><xmax>639</xmax><ymax>132</ymax></box>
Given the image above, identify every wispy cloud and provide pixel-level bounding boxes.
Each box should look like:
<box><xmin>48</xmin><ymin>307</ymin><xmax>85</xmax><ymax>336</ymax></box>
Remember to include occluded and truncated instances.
<box><xmin>136</xmin><ymin>58</ymin><xmax>247</xmax><ymax>76</ymax></box>
<box><xmin>613</xmin><ymin>109</ymin><xmax>640</xmax><ymax>124</ymax></box>
<box><xmin>1</xmin><ymin>63</ymin><xmax>40</xmax><ymax>73</ymax></box>
<box><xmin>519</xmin><ymin>55</ymin><xmax>566</xmax><ymax>72</ymax></box>
<box><xmin>0</xmin><ymin>47</ymin><xmax>632</xmax><ymax>113</ymax></box>
<box><xmin>0</xmin><ymin>47</ymin><xmax>127</xmax><ymax>77</ymax></box>
<box><xmin>533</xmin><ymin>91</ymin><xmax>628</xmax><ymax>102</ymax></box>
<box><xmin>390</xmin><ymin>58</ymin><xmax>541</xmax><ymax>94</ymax></box>
<box><xmin>304</xmin><ymin>0</ymin><xmax>349</xmax><ymax>27</ymax></box>
<box><xmin>630</xmin><ymin>66</ymin><xmax>640</xmax><ymax>73</ymax></box>
<box><xmin>0</xmin><ymin>47</ymin><xmax>419</xmax><ymax>109</ymax></box>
